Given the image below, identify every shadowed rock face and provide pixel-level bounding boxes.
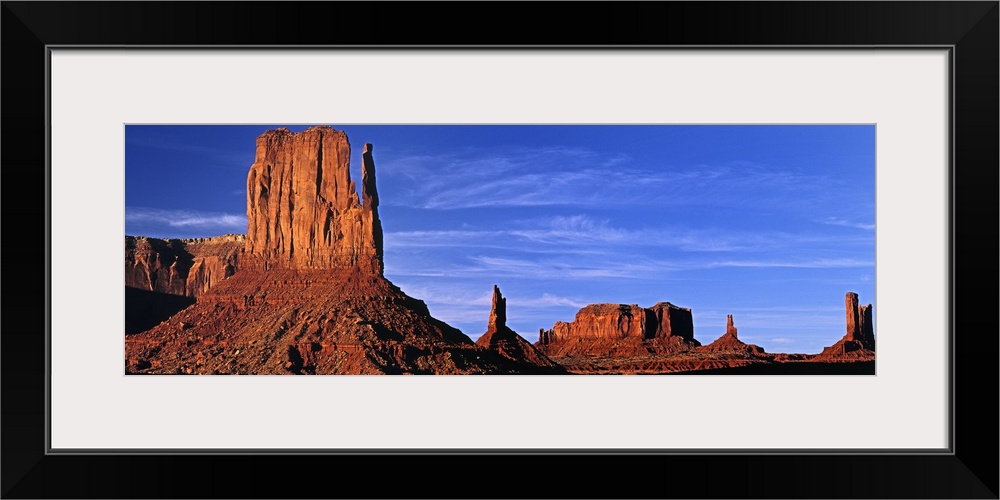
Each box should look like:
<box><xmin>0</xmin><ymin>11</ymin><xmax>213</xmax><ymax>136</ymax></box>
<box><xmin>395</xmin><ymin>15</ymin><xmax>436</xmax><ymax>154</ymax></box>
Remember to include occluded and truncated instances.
<box><xmin>125</xmin><ymin>234</ymin><xmax>243</xmax><ymax>298</ymax></box>
<box><xmin>244</xmin><ymin>126</ymin><xmax>383</xmax><ymax>274</ymax></box>
<box><xmin>124</xmin><ymin>234</ymin><xmax>244</xmax><ymax>335</ymax></box>
<box><xmin>361</xmin><ymin>143</ymin><xmax>384</xmax><ymax>274</ymax></box>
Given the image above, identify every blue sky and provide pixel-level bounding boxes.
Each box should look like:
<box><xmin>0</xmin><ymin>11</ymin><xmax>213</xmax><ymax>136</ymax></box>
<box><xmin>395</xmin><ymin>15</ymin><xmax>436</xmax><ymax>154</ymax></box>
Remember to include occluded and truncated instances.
<box><xmin>125</xmin><ymin>125</ymin><xmax>875</xmax><ymax>354</ymax></box>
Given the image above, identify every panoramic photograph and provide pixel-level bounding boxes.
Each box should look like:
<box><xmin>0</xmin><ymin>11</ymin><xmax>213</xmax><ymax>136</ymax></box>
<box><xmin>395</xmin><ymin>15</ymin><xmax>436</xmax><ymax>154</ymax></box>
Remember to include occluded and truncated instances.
<box><xmin>124</xmin><ymin>124</ymin><xmax>875</xmax><ymax>375</ymax></box>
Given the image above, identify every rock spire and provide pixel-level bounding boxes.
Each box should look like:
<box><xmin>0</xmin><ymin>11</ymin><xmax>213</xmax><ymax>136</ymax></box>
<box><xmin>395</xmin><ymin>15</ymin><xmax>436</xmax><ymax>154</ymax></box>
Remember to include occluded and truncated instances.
<box><xmin>488</xmin><ymin>284</ymin><xmax>507</xmax><ymax>332</ymax></box>
<box><xmin>725</xmin><ymin>314</ymin><xmax>738</xmax><ymax>338</ymax></box>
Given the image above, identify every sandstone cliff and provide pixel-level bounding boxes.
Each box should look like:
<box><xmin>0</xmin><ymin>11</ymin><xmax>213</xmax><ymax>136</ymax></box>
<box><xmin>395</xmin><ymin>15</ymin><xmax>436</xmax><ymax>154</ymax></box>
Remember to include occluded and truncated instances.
<box><xmin>125</xmin><ymin>234</ymin><xmax>243</xmax><ymax>298</ymax></box>
<box><xmin>244</xmin><ymin>126</ymin><xmax>383</xmax><ymax>273</ymax></box>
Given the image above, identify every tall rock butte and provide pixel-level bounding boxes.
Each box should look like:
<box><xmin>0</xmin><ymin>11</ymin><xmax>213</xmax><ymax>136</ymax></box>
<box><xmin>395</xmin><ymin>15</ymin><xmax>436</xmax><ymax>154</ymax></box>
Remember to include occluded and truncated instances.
<box><xmin>844</xmin><ymin>292</ymin><xmax>875</xmax><ymax>348</ymax></box>
<box><xmin>245</xmin><ymin>127</ymin><xmax>383</xmax><ymax>274</ymax></box>
<box><xmin>815</xmin><ymin>292</ymin><xmax>876</xmax><ymax>361</ymax></box>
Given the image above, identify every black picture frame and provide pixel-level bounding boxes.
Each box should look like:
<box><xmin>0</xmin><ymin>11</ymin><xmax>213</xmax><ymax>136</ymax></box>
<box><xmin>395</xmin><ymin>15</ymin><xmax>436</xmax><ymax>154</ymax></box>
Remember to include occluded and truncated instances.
<box><xmin>3</xmin><ymin>2</ymin><xmax>997</xmax><ymax>498</ymax></box>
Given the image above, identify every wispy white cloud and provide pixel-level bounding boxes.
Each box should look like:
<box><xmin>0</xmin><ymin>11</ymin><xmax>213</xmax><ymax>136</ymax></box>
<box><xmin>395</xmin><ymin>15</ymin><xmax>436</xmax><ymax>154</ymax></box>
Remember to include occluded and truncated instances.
<box><xmin>387</xmin><ymin>235</ymin><xmax>871</xmax><ymax>281</ymax></box>
<box><xmin>819</xmin><ymin>217</ymin><xmax>875</xmax><ymax>230</ymax></box>
<box><xmin>528</xmin><ymin>293</ymin><xmax>589</xmax><ymax>308</ymax></box>
<box><xmin>383</xmin><ymin>230</ymin><xmax>508</xmax><ymax>250</ymax></box>
<box><xmin>726</xmin><ymin>306</ymin><xmax>842</xmax><ymax>313</ymax></box>
<box><xmin>460</xmin><ymin>255</ymin><xmax>684</xmax><ymax>280</ymax></box>
<box><xmin>384</xmin><ymin>215</ymin><xmax>873</xmax><ymax>261</ymax></box>
<box><xmin>507</xmin><ymin>215</ymin><xmax>629</xmax><ymax>245</ymax></box>
<box><xmin>381</xmin><ymin>145</ymin><xmax>840</xmax><ymax>212</ymax></box>
<box><xmin>497</xmin><ymin>254</ymin><xmax>870</xmax><ymax>277</ymax></box>
<box><xmin>379</xmin><ymin>147</ymin><xmax>671</xmax><ymax>209</ymax></box>
<box><xmin>126</xmin><ymin>206</ymin><xmax>247</xmax><ymax>231</ymax></box>
<box><xmin>704</xmin><ymin>258</ymin><xmax>873</xmax><ymax>269</ymax></box>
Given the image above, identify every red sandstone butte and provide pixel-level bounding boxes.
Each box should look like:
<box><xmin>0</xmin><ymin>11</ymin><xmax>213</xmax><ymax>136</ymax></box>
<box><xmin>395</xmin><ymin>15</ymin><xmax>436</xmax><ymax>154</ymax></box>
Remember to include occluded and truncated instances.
<box><xmin>244</xmin><ymin>127</ymin><xmax>382</xmax><ymax>274</ymax></box>
<box><xmin>474</xmin><ymin>286</ymin><xmax>565</xmax><ymax>373</ymax></box>
<box><xmin>814</xmin><ymin>292</ymin><xmax>876</xmax><ymax>361</ymax></box>
<box><xmin>125</xmin><ymin>127</ymin><xmax>561</xmax><ymax>375</ymax></box>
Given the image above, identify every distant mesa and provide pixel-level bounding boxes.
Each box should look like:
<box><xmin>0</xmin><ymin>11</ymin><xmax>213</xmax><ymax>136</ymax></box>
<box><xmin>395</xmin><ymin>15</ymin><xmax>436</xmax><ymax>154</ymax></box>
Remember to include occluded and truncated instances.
<box><xmin>536</xmin><ymin>302</ymin><xmax>699</xmax><ymax>359</ymax></box>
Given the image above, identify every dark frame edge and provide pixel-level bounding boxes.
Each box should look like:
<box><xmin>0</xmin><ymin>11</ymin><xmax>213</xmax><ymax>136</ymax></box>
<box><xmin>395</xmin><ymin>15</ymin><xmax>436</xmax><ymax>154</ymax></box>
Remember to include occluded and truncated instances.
<box><xmin>952</xmin><ymin>2</ymin><xmax>1000</xmax><ymax>496</ymax></box>
<box><xmin>44</xmin><ymin>44</ymin><xmax>53</xmax><ymax>458</ymax></box>
<box><xmin>2</xmin><ymin>1</ymin><xmax>997</xmax><ymax>499</ymax></box>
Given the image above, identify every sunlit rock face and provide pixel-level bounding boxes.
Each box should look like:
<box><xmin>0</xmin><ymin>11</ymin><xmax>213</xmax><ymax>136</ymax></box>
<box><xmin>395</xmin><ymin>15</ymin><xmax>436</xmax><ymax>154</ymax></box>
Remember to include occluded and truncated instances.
<box><xmin>244</xmin><ymin>126</ymin><xmax>383</xmax><ymax>274</ymax></box>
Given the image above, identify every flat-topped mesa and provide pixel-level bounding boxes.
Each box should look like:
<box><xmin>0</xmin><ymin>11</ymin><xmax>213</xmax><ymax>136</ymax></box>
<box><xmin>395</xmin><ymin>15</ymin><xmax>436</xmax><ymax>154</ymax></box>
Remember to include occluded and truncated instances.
<box><xmin>539</xmin><ymin>302</ymin><xmax>695</xmax><ymax>345</ymax></box>
<box><xmin>487</xmin><ymin>284</ymin><xmax>507</xmax><ymax>332</ymax></box>
<box><xmin>244</xmin><ymin>126</ymin><xmax>383</xmax><ymax>274</ymax></box>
